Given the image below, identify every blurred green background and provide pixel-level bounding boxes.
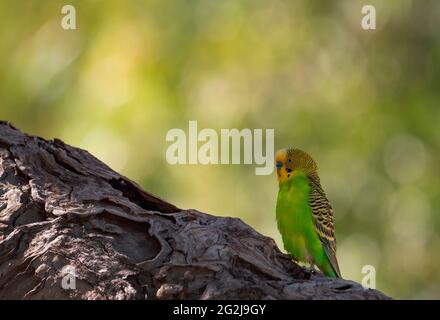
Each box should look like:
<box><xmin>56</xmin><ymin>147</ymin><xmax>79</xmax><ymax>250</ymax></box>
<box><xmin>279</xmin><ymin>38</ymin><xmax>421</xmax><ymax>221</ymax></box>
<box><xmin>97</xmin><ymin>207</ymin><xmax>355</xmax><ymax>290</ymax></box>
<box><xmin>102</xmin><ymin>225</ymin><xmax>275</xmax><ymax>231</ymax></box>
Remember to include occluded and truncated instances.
<box><xmin>0</xmin><ymin>0</ymin><xmax>439</xmax><ymax>299</ymax></box>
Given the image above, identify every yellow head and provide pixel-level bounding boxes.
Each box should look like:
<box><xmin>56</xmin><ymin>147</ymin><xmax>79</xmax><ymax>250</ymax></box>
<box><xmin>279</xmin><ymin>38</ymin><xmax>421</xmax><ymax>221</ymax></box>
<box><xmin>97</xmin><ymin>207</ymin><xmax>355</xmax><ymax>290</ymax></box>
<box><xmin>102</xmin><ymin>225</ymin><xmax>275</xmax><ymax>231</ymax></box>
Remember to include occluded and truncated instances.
<box><xmin>275</xmin><ymin>148</ymin><xmax>318</xmax><ymax>183</ymax></box>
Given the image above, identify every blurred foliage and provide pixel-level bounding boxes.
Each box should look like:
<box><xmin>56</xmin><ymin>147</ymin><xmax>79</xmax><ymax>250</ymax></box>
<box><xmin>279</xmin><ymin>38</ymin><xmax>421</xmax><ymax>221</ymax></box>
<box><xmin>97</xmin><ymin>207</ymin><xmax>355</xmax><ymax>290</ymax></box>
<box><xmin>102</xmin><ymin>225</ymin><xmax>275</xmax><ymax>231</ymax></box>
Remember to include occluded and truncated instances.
<box><xmin>0</xmin><ymin>0</ymin><xmax>439</xmax><ymax>299</ymax></box>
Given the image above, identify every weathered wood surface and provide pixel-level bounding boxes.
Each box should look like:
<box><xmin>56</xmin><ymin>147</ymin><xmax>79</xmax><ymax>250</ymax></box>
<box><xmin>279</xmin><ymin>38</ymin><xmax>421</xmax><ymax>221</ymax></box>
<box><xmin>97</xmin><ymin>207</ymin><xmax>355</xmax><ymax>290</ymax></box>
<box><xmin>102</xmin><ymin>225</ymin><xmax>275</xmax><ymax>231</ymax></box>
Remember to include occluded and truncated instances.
<box><xmin>0</xmin><ymin>121</ymin><xmax>389</xmax><ymax>299</ymax></box>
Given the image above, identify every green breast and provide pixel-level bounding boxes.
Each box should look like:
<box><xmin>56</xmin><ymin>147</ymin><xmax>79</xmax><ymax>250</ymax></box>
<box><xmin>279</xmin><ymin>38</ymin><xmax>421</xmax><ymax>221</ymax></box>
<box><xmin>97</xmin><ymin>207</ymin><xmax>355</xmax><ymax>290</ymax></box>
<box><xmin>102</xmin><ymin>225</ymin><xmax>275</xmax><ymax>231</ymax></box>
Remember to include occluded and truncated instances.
<box><xmin>276</xmin><ymin>172</ymin><xmax>323</xmax><ymax>264</ymax></box>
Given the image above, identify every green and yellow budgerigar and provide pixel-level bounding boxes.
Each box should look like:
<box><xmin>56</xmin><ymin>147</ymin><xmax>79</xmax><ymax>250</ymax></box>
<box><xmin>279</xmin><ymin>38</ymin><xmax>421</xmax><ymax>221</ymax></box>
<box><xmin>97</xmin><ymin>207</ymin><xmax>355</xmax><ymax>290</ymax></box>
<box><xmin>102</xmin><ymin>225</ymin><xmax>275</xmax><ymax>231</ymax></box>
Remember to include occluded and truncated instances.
<box><xmin>275</xmin><ymin>148</ymin><xmax>342</xmax><ymax>278</ymax></box>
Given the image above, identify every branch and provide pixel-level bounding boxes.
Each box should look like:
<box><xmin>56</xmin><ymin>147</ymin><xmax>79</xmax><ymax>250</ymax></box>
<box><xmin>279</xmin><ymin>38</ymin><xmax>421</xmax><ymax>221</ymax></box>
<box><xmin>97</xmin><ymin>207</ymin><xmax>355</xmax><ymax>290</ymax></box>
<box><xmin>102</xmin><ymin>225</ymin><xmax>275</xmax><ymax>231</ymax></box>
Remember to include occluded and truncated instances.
<box><xmin>0</xmin><ymin>121</ymin><xmax>389</xmax><ymax>299</ymax></box>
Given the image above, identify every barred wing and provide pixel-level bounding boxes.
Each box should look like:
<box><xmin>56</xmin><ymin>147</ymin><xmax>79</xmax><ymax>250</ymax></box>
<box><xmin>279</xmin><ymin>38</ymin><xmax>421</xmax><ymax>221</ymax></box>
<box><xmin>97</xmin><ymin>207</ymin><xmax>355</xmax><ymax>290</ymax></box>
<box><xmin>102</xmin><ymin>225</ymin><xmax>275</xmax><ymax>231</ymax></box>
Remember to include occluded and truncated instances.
<box><xmin>309</xmin><ymin>176</ymin><xmax>341</xmax><ymax>278</ymax></box>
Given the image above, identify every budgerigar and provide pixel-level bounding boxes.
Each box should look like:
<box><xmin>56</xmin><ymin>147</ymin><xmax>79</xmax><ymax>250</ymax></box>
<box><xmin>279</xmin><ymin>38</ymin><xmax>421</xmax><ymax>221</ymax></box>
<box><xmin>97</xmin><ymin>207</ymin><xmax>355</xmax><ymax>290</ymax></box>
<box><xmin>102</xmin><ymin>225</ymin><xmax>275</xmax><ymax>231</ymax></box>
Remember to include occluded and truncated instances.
<box><xmin>275</xmin><ymin>148</ymin><xmax>342</xmax><ymax>278</ymax></box>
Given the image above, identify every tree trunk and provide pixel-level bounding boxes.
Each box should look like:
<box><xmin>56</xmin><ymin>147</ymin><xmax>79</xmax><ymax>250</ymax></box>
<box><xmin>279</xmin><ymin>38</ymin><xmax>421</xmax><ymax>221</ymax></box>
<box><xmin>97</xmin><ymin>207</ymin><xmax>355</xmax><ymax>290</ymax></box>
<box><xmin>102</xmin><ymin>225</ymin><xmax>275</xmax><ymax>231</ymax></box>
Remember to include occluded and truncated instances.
<box><xmin>0</xmin><ymin>121</ymin><xmax>389</xmax><ymax>300</ymax></box>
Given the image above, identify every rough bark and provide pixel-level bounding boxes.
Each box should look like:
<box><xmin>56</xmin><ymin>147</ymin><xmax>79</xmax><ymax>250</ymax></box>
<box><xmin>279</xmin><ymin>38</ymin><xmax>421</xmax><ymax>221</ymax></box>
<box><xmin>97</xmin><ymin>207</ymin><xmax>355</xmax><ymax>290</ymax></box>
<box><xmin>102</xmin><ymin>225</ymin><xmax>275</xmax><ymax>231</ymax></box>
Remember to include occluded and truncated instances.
<box><xmin>0</xmin><ymin>121</ymin><xmax>389</xmax><ymax>300</ymax></box>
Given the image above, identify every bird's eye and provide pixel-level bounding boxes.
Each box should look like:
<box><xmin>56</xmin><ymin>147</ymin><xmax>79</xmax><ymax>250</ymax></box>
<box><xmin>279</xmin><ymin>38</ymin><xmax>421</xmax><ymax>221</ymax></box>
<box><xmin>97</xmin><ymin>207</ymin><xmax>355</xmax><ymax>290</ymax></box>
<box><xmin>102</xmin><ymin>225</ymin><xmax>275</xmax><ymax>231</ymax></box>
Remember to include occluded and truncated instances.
<box><xmin>276</xmin><ymin>162</ymin><xmax>283</xmax><ymax>169</ymax></box>
<box><xmin>288</xmin><ymin>159</ymin><xmax>292</xmax><ymax>163</ymax></box>
<box><xmin>286</xmin><ymin>168</ymin><xmax>292</xmax><ymax>173</ymax></box>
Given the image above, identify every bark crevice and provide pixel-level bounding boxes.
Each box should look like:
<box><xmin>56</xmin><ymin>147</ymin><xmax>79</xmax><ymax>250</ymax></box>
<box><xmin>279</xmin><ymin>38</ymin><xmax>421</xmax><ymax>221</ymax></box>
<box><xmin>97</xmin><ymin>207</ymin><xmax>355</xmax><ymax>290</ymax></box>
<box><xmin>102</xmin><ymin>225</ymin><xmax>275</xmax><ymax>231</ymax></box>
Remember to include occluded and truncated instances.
<box><xmin>0</xmin><ymin>121</ymin><xmax>390</xmax><ymax>300</ymax></box>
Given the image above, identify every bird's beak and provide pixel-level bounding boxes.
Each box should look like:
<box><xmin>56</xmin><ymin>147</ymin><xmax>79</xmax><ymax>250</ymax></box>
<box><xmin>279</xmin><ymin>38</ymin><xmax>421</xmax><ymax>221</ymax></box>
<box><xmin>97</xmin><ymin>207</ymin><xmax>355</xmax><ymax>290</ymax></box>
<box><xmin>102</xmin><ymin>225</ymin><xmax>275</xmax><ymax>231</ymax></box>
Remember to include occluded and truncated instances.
<box><xmin>276</xmin><ymin>162</ymin><xmax>282</xmax><ymax>179</ymax></box>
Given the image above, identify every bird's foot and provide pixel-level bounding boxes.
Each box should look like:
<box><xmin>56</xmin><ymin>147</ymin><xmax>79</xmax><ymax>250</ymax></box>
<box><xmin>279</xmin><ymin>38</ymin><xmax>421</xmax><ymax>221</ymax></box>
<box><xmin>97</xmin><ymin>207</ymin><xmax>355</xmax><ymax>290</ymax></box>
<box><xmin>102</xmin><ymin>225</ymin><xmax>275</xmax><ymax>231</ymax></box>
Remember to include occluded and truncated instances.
<box><xmin>302</xmin><ymin>264</ymin><xmax>319</xmax><ymax>276</ymax></box>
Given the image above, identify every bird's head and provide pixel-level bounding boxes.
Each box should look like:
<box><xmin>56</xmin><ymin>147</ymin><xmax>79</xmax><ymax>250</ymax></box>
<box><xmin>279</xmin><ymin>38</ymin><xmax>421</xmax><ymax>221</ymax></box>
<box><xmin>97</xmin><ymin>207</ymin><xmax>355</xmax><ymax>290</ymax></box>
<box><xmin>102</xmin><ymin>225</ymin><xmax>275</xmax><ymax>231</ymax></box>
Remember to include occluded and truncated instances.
<box><xmin>275</xmin><ymin>148</ymin><xmax>318</xmax><ymax>183</ymax></box>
